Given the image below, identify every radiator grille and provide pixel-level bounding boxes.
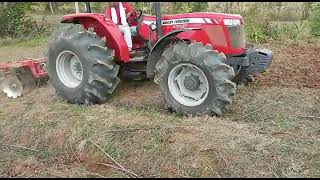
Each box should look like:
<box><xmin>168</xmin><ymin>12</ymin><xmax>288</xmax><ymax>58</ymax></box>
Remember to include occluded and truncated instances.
<box><xmin>227</xmin><ymin>25</ymin><xmax>245</xmax><ymax>48</ymax></box>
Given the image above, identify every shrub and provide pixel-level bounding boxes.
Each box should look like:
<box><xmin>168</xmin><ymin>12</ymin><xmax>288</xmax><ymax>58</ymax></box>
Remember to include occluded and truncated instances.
<box><xmin>307</xmin><ymin>3</ymin><xmax>320</xmax><ymax>37</ymax></box>
<box><xmin>0</xmin><ymin>3</ymin><xmax>33</xmax><ymax>38</ymax></box>
<box><xmin>191</xmin><ymin>2</ymin><xmax>208</xmax><ymax>12</ymax></box>
<box><xmin>267</xmin><ymin>22</ymin><xmax>310</xmax><ymax>43</ymax></box>
<box><xmin>173</xmin><ymin>2</ymin><xmax>192</xmax><ymax>14</ymax></box>
<box><xmin>242</xmin><ymin>4</ymin><xmax>271</xmax><ymax>43</ymax></box>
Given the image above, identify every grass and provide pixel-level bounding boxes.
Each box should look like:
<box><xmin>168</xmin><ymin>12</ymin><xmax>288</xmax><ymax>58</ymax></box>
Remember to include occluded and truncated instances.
<box><xmin>0</xmin><ymin>35</ymin><xmax>48</xmax><ymax>48</ymax></box>
<box><xmin>1</xmin><ymin>83</ymin><xmax>319</xmax><ymax>177</ymax></box>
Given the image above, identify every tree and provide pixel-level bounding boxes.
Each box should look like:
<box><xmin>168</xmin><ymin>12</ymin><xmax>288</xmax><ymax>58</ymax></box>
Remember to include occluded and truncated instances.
<box><xmin>49</xmin><ymin>2</ymin><xmax>53</xmax><ymax>14</ymax></box>
<box><xmin>0</xmin><ymin>3</ymin><xmax>33</xmax><ymax>38</ymax></box>
<box><xmin>276</xmin><ymin>2</ymin><xmax>282</xmax><ymax>27</ymax></box>
<box><xmin>302</xmin><ymin>2</ymin><xmax>314</xmax><ymax>20</ymax></box>
<box><xmin>173</xmin><ymin>2</ymin><xmax>192</xmax><ymax>14</ymax></box>
<box><xmin>75</xmin><ymin>2</ymin><xmax>79</xmax><ymax>13</ymax></box>
<box><xmin>191</xmin><ymin>2</ymin><xmax>208</xmax><ymax>12</ymax></box>
<box><xmin>45</xmin><ymin>2</ymin><xmax>58</xmax><ymax>13</ymax></box>
<box><xmin>308</xmin><ymin>3</ymin><xmax>320</xmax><ymax>36</ymax></box>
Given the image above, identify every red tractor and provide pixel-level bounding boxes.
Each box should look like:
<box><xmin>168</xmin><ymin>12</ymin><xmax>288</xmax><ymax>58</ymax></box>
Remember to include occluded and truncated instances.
<box><xmin>47</xmin><ymin>2</ymin><xmax>273</xmax><ymax>116</ymax></box>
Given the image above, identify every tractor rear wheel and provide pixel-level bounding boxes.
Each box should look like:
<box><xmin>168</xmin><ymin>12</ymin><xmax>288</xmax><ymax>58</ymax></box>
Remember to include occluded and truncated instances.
<box><xmin>48</xmin><ymin>25</ymin><xmax>120</xmax><ymax>104</ymax></box>
<box><xmin>154</xmin><ymin>41</ymin><xmax>236</xmax><ymax>116</ymax></box>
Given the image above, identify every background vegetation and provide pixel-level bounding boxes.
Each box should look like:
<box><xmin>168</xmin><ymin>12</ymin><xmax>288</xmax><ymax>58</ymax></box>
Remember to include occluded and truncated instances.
<box><xmin>0</xmin><ymin>2</ymin><xmax>319</xmax><ymax>44</ymax></box>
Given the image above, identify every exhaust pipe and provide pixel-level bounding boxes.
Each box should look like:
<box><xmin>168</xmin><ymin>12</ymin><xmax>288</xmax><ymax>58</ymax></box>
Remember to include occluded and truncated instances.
<box><xmin>154</xmin><ymin>2</ymin><xmax>162</xmax><ymax>40</ymax></box>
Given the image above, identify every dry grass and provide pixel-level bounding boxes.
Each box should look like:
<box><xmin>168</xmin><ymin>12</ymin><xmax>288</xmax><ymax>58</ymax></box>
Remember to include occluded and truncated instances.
<box><xmin>0</xmin><ymin>82</ymin><xmax>319</xmax><ymax>177</ymax></box>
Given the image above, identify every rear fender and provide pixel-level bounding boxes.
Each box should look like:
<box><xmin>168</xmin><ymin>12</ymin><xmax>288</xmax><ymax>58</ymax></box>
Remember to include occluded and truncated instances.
<box><xmin>146</xmin><ymin>28</ymin><xmax>201</xmax><ymax>78</ymax></box>
<box><xmin>61</xmin><ymin>13</ymin><xmax>130</xmax><ymax>63</ymax></box>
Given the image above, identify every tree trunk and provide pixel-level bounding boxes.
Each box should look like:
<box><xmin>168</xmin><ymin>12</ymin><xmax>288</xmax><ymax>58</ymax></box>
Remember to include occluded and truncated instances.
<box><xmin>75</xmin><ymin>2</ymin><xmax>79</xmax><ymax>13</ymax></box>
<box><xmin>49</xmin><ymin>2</ymin><xmax>54</xmax><ymax>14</ymax></box>
<box><xmin>236</xmin><ymin>2</ymin><xmax>240</xmax><ymax>13</ymax></box>
<box><xmin>302</xmin><ymin>2</ymin><xmax>313</xmax><ymax>20</ymax></box>
<box><xmin>224</xmin><ymin>2</ymin><xmax>228</xmax><ymax>12</ymax></box>
<box><xmin>277</xmin><ymin>2</ymin><xmax>282</xmax><ymax>27</ymax></box>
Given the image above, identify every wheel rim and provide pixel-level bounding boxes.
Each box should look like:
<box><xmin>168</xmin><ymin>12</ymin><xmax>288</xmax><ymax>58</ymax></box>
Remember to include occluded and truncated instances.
<box><xmin>168</xmin><ymin>63</ymin><xmax>209</xmax><ymax>107</ymax></box>
<box><xmin>56</xmin><ymin>50</ymin><xmax>83</xmax><ymax>88</ymax></box>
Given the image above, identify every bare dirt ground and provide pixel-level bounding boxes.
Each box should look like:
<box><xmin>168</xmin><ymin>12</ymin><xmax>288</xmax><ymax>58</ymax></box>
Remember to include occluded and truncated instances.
<box><xmin>0</xmin><ymin>40</ymin><xmax>319</xmax><ymax>177</ymax></box>
<box><xmin>256</xmin><ymin>42</ymin><xmax>320</xmax><ymax>89</ymax></box>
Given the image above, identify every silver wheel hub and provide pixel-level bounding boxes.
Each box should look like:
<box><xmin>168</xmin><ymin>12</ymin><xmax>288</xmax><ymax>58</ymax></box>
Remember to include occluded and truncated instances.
<box><xmin>184</xmin><ymin>73</ymin><xmax>201</xmax><ymax>91</ymax></box>
<box><xmin>56</xmin><ymin>50</ymin><xmax>83</xmax><ymax>88</ymax></box>
<box><xmin>168</xmin><ymin>63</ymin><xmax>209</xmax><ymax>107</ymax></box>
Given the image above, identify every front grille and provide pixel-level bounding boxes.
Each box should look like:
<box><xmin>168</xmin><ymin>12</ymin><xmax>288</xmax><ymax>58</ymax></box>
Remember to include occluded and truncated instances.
<box><xmin>227</xmin><ymin>25</ymin><xmax>245</xmax><ymax>49</ymax></box>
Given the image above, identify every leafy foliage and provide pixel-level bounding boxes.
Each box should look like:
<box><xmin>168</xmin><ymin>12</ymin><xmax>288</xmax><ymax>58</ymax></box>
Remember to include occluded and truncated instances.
<box><xmin>4</xmin><ymin>2</ymin><xmax>317</xmax><ymax>43</ymax></box>
<box><xmin>191</xmin><ymin>2</ymin><xmax>208</xmax><ymax>12</ymax></box>
<box><xmin>0</xmin><ymin>3</ymin><xmax>33</xmax><ymax>38</ymax></box>
<box><xmin>173</xmin><ymin>2</ymin><xmax>192</xmax><ymax>14</ymax></box>
<box><xmin>241</xmin><ymin>3</ymin><xmax>310</xmax><ymax>44</ymax></box>
<box><xmin>90</xmin><ymin>2</ymin><xmax>104</xmax><ymax>13</ymax></box>
<box><xmin>307</xmin><ymin>3</ymin><xmax>320</xmax><ymax>37</ymax></box>
<box><xmin>242</xmin><ymin>4</ymin><xmax>270</xmax><ymax>43</ymax></box>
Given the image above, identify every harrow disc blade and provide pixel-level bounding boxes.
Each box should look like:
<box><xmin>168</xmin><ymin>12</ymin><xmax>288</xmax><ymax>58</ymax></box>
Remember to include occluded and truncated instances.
<box><xmin>18</xmin><ymin>69</ymin><xmax>36</xmax><ymax>95</ymax></box>
<box><xmin>0</xmin><ymin>72</ymin><xmax>23</xmax><ymax>98</ymax></box>
<box><xmin>0</xmin><ymin>69</ymin><xmax>36</xmax><ymax>99</ymax></box>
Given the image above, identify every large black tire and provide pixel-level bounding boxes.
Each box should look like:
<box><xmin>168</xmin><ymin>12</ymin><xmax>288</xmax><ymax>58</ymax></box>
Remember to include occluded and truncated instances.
<box><xmin>154</xmin><ymin>41</ymin><xmax>236</xmax><ymax>116</ymax></box>
<box><xmin>47</xmin><ymin>25</ymin><xmax>120</xmax><ymax>104</ymax></box>
<box><xmin>232</xmin><ymin>66</ymin><xmax>253</xmax><ymax>85</ymax></box>
<box><xmin>232</xmin><ymin>41</ymin><xmax>256</xmax><ymax>85</ymax></box>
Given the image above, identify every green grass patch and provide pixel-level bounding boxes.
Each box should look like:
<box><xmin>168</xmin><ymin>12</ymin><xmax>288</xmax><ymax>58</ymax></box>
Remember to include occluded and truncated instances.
<box><xmin>103</xmin><ymin>144</ymin><xmax>126</xmax><ymax>160</ymax></box>
<box><xmin>79</xmin><ymin>119</ymin><xmax>95</xmax><ymax>139</ymax></box>
<box><xmin>0</xmin><ymin>34</ymin><xmax>48</xmax><ymax>48</ymax></box>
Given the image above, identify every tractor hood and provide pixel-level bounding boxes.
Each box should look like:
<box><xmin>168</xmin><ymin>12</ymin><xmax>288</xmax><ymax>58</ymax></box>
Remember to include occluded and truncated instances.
<box><xmin>160</xmin><ymin>12</ymin><xmax>243</xmax><ymax>25</ymax></box>
<box><xmin>161</xmin><ymin>12</ymin><xmax>242</xmax><ymax>20</ymax></box>
<box><xmin>141</xmin><ymin>12</ymin><xmax>243</xmax><ymax>27</ymax></box>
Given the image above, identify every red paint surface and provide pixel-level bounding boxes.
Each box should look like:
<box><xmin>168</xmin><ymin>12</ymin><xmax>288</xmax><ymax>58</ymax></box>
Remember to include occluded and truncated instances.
<box><xmin>0</xmin><ymin>58</ymin><xmax>47</xmax><ymax>78</ymax></box>
<box><xmin>62</xmin><ymin>12</ymin><xmax>246</xmax><ymax>63</ymax></box>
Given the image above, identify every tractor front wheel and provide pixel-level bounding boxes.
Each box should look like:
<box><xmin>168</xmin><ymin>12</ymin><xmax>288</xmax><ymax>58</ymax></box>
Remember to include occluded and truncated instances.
<box><xmin>155</xmin><ymin>41</ymin><xmax>236</xmax><ymax>116</ymax></box>
<box><xmin>47</xmin><ymin>25</ymin><xmax>120</xmax><ymax>104</ymax></box>
<box><xmin>232</xmin><ymin>66</ymin><xmax>253</xmax><ymax>85</ymax></box>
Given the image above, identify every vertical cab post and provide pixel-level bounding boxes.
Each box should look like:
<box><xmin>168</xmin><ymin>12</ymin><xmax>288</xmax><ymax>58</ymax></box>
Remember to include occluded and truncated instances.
<box><xmin>154</xmin><ymin>2</ymin><xmax>162</xmax><ymax>40</ymax></box>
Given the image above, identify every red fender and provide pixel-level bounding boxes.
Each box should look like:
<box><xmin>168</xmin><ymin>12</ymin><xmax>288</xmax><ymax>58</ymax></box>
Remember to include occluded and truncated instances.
<box><xmin>61</xmin><ymin>13</ymin><xmax>130</xmax><ymax>63</ymax></box>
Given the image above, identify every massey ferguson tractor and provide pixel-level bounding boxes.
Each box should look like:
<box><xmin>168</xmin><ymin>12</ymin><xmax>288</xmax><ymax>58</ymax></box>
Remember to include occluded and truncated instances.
<box><xmin>0</xmin><ymin>2</ymin><xmax>273</xmax><ymax>116</ymax></box>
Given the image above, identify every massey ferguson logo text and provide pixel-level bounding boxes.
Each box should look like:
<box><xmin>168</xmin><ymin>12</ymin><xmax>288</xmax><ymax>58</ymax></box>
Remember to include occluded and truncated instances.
<box><xmin>162</xmin><ymin>19</ymin><xmax>191</xmax><ymax>25</ymax></box>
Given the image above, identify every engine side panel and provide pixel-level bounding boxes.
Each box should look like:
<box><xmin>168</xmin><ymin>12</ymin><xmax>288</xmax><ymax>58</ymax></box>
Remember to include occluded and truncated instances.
<box><xmin>138</xmin><ymin>14</ymin><xmax>246</xmax><ymax>55</ymax></box>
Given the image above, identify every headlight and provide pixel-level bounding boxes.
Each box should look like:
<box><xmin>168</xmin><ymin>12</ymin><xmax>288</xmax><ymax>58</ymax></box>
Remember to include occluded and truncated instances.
<box><xmin>223</xmin><ymin>19</ymin><xmax>241</xmax><ymax>26</ymax></box>
<box><xmin>150</xmin><ymin>23</ymin><xmax>157</xmax><ymax>31</ymax></box>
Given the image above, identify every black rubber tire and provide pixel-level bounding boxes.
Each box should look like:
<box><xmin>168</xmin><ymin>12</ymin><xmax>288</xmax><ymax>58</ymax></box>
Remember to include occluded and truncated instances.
<box><xmin>232</xmin><ymin>41</ymin><xmax>256</xmax><ymax>85</ymax></box>
<box><xmin>47</xmin><ymin>25</ymin><xmax>120</xmax><ymax>104</ymax></box>
<box><xmin>232</xmin><ymin>66</ymin><xmax>253</xmax><ymax>85</ymax></box>
<box><xmin>154</xmin><ymin>41</ymin><xmax>236</xmax><ymax>116</ymax></box>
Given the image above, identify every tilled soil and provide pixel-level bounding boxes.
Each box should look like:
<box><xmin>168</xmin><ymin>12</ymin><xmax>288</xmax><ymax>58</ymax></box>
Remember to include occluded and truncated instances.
<box><xmin>255</xmin><ymin>42</ymin><xmax>320</xmax><ymax>89</ymax></box>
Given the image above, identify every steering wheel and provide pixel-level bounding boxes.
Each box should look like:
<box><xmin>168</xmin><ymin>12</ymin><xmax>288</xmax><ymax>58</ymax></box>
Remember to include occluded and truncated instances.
<box><xmin>126</xmin><ymin>10</ymin><xmax>142</xmax><ymax>25</ymax></box>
